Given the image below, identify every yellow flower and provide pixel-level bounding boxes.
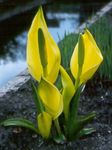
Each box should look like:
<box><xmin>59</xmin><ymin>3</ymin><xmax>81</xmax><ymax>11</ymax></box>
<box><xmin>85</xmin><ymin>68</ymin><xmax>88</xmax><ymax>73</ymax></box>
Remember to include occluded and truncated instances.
<box><xmin>60</xmin><ymin>66</ymin><xmax>75</xmax><ymax>120</ymax></box>
<box><xmin>37</xmin><ymin>78</ymin><xmax>63</xmax><ymax>120</ymax></box>
<box><xmin>37</xmin><ymin>111</ymin><xmax>52</xmax><ymax>138</ymax></box>
<box><xmin>27</xmin><ymin>7</ymin><xmax>61</xmax><ymax>83</ymax></box>
<box><xmin>70</xmin><ymin>29</ymin><xmax>103</xmax><ymax>85</ymax></box>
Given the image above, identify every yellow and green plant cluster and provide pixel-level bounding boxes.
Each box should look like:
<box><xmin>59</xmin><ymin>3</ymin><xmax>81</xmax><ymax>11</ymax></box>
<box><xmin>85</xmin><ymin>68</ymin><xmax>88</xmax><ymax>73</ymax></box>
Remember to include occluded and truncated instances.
<box><xmin>1</xmin><ymin>7</ymin><xmax>103</xmax><ymax>143</ymax></box>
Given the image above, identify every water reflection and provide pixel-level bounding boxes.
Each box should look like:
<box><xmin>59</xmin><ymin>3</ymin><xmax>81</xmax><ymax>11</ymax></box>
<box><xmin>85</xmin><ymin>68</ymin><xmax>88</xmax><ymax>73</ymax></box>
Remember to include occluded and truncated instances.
<box><xmin>0</xmin><ymin>31</ymin><xmax>27</xmax><ymax>86</ymax></box>
<box><xmin>47</xmin><ymin>12</ymin><xmax>79</xmax><ymax>42</ymax></box>
<box><xmin>0</xmin><ymin>61</ymin><xmax>27</xmax><ymax>86</ymax></box>
<box><xmin>0</xmin><ymin>1</ymin><xmax>105</xmax><ymax>87</ymax></box>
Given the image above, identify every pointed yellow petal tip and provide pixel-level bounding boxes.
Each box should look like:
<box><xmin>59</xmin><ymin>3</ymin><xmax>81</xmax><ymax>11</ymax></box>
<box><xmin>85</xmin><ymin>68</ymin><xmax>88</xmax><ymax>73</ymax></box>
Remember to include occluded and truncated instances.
<box><xmin>70</xmin><ymin>29</ymin><xmax>103</xmax><ymax>85</ymax></box>
<box><xmin>27</xmin><ymin>7</ymin><xmax>61</xmax><ymax>83</ymax></box>
<box><xmin>38</xmin><ymin>78</ymin><xmax>63</xmax><ymax>120</ymax></box>
<box><xmin>37</xmin><ymin>112</ymin><xmax>52</xmax><ymax>138</ymax></box>
<box><xmin>84</xmin><ymin>29</ymin><xmax>103</xmax><ymax>61</ymax></box>
<box><xmin>60</xmin><ymin>66</ymin><xmax>75</xmax><ymax>120</ymax></box>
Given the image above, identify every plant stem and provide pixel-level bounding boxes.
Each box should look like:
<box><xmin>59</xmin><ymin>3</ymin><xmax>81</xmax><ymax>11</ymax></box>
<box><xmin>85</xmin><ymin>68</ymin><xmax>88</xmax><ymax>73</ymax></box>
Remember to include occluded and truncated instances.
<box><xmin>54</xmin><ymin>118</ymin><xmax>62</xmax><ymax>135</ymax></box>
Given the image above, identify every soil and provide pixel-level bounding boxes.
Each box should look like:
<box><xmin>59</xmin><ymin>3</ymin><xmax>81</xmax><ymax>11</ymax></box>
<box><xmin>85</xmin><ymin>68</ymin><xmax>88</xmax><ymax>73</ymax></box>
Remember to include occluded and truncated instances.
<box><xmin>0</xmin><ymin>78</ymin><xmax>112</xmax><ymax>150</ymax></box>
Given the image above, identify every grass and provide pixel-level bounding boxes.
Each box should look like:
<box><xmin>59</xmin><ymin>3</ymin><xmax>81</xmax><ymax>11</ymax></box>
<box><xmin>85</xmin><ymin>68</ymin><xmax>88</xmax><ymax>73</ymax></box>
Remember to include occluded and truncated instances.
<box><xmin>58</xmin><ymin>13</ymin><xmax>112</xmax><ymax>80</ymax></box>
<box><xmin>58</xmin><ymin>32</ymin><xmax>78</xmax><ymax>70</ymax></box>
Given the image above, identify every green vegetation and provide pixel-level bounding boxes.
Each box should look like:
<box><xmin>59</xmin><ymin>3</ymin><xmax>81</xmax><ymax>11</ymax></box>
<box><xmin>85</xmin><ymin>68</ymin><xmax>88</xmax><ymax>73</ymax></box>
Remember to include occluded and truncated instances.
<box><xmin>59</xmin><ymin>13</ymin><xmax>112</xmax><ymax>80</ymax></box>
<box><xmin>59</xmin><ymin>33</ymin><xmax>78</xmax><ymax>70</ymax></box>
<box><xmin>1</xmin><ymin>7</ymin><xmax>102</xmax><ymax>142</ymax></box>
<box><xmin>89</xmin><ymin>15</ymin><xmax>112</xmax><ymax>80</ymax></box>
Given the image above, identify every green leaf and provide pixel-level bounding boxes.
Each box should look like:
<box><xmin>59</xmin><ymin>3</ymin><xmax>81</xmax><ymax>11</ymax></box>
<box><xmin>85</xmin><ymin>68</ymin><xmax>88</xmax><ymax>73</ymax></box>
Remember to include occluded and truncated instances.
<box><xmin>53</xmin><ymin>134</ymin><xmax>66</xmax><ymax>144</ymax></box>
<box><xmin>66</xmin><ymin>86</ymin><xmax>95</xmax><ymax>140</ymax></box>
<box><xmin>31</xmin><ymin>81</ymin><xmax>45</xmax><ymax>114</ymax></box>
<box><xmin>67</xmin><ymin>111</ymin><xmax>96</xmax><ymax>139</ymax></box>
<box><xmin>79</xmin><ymin>128</ymin><xmax>96</xmax><ymax>138</ymax></box>
<box><xmin>70</xmin><ymin>85</ymin><xmax>84</xmax><ymax>119</ymax></box>
<box><xmin>76</xmin><ymin>111</ymin><xmax>95</xmax><ymax>135</ymax></box>
<box><xmin>66</xmin><ymin>85</ymin><xmax>83</xmax><ymax>138</ymax></box>
<box><xmin>79</xmin><ymin>111</ymin><xmax>96</xmax><ymax>125</ymax></box>
<box><xmin>0</xmin><ymin>118</ymin><xmax>38</xmax><ymax>133</ymax></box>
<box><xmin>75</xmin><ymin>112</ymin><xmax>96</xmax><ymax>137</ymax></box>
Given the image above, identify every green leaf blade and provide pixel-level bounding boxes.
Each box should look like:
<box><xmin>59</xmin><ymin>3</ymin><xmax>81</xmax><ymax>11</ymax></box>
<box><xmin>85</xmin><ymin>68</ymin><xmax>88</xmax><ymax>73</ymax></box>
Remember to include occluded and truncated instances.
<box><xmin>79</xmin><ymin>128</ymin><xmax>96</xmax><ymax>138</ymax></box>
<box><xmin>0</xmin><ymin>118</ymin><xmax>38</xmax><ymax>133</ymax></box>
<box><xmin>31</xmin><ymin>81</ymin><xmax>45</xmax><ymax>114</ymax></box>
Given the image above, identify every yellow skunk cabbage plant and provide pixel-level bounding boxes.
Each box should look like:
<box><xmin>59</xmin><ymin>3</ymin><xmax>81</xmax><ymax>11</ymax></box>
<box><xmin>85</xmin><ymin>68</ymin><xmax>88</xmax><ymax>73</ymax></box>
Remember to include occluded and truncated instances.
<box><xmin>0</xmin><ymin>7</ymin><xmax>103</xmax><ymax>143</ymax></box>
<box><xmin>27</xmin><ymin>7</ymin><xmax>61</xmax><ymax>83</ymax></box>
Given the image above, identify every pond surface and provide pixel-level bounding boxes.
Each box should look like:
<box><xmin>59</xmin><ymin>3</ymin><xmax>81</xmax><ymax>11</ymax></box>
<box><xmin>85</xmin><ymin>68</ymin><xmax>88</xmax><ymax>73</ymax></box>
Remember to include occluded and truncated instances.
<box><xmin>0</xmin><ymin>1</ymin><xmax>105</xmax><ymax>87</ymax></box>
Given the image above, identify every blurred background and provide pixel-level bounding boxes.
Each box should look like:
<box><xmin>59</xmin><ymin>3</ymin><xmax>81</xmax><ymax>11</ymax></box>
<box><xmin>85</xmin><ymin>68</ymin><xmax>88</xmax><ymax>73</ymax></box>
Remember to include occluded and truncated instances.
<box><xmin>0</xmin><ymin>0</ymin><xmax>109</xmax><ymax>87</ymax></box>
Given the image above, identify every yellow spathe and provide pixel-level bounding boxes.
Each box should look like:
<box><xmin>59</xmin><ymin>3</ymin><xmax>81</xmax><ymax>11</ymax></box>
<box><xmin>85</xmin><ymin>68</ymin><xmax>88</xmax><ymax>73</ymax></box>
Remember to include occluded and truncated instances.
<box><xmin>60</xmin><ymin>66</ymin><xmax>75</xmax><ymax>120</ymax></box>
<box><xmin>70</xmin><ymin>29</ymin><xmax>103</xmax><ymax>85</ymax></box>
<box><xmin>27</xmin><ymin>7</ymin><xmax>61</xmax><ymax>83</ymax></box>
<box><xmin>38</xmin><ymin>78</ymin><xmax>63</xmax><ymax>120</ymax></box>
<box><xmin>37</xmin><ymin>111</ymin><xmax>52</xmax><ymax>138</ymax></box>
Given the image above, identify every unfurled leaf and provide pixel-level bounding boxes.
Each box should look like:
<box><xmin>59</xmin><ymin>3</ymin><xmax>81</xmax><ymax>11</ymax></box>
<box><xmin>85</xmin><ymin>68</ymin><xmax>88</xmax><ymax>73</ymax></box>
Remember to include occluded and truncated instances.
<box><xmin>38</xmin><ymin>78</ymin><xmax>63</xmax><ymax>119</ymax></box>
<box><xmin>37</xmin><ymin>111</ymin><xmax>52</xmax><ymax>138</ymax></box>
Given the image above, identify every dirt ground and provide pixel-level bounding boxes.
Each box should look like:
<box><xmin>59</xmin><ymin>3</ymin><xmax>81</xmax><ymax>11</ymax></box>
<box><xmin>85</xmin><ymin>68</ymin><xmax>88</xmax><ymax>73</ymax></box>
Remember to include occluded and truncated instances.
<box><xmin>0</xmin><ymin>78</ymin><xmax>112</xmax><ymax>150</ymax></box>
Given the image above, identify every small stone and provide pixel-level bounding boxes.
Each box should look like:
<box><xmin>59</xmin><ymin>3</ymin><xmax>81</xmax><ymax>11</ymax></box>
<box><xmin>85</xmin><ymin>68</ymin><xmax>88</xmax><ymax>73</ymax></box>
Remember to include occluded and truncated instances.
<box><xmin>32</xmin><ymin>134</ymin><xmax>37</xmax><ymax>138</ymax></box>
<box><xmin>108</xmin><ymin>130</ymin><xmax>111</xmax><ymax>134</ymax></box>
<box><xmin>13</xmin><ymin>127</ymin><xmax>22</xmax><ymax>133</ymax></box>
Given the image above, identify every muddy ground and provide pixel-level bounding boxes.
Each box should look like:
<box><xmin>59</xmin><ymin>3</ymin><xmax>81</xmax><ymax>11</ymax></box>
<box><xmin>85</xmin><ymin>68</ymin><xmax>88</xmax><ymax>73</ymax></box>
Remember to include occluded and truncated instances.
<box><xmin>0</xmin><ymin>77</ymin><xmax>112</xmax><ymax>150</ymax></box>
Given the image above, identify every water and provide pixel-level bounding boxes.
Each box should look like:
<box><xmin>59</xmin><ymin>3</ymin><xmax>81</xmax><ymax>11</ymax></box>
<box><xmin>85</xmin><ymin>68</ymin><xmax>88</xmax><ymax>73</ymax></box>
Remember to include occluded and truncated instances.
<box><xmin>0</xmin><ymin>31</ymin><xmax>27</xmax><ymax>86</ymax></box>
<box><xmin>0</xmin><ymin>1</ymin><xmax>105</xmax><ymax>87</ymax></box>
